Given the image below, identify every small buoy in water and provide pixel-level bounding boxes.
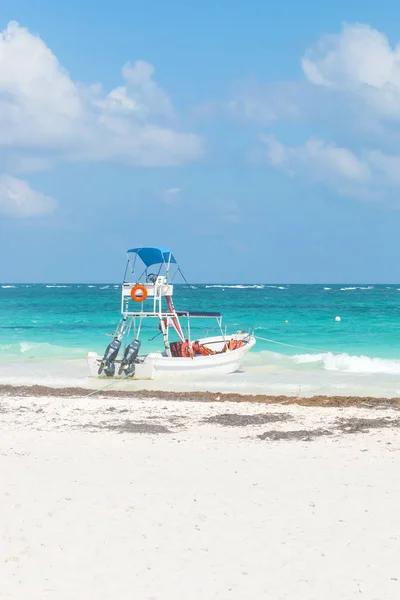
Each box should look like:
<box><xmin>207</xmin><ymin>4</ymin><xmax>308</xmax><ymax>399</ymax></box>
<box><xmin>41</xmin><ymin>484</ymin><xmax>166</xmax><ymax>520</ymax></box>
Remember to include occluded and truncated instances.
<box><xmin>284</xmin><ymin>320</ymin><xmax>289</xmax><ymax>324</ymax></box>
<box><xmin>335</xmin><ymin>316</ymin><xmax>341</xmax><ymax>322</ymax></box>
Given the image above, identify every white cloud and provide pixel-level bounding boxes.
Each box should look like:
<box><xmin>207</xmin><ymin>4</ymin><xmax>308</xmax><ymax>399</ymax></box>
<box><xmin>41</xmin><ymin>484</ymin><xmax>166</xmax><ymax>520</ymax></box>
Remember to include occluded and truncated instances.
<box><xmin>161</xmin><ymin>187</ymin><xmax>181</xmax><ymax>205</ymax></box>
<box><xmin>227</xmin><ymin>81</ymin><xmax>303</xmax><ymax>124</ymax></box>
<box><xmin>261</xmin><ymin>135</ymin><xmax>370</xmax><ymax>183</ymax></box>
<box><xmin>0</xmin><ymin>22</ymin><xmax>82</xmax><ymax>147</ymax></box>
<box><xmin>302</xmin><ymin>23</ymin><xmax>400</xmax><ymax>90</ymax></box>
<box><xmin>301</xmin><ymin>23</ymin><xmax>400</xmax><ymax>120</ymax></box>
<box><xmin>367</xmin><ymin>150</ymin><xmax>400</xmax><ymax>186</ymax></box>
<box><xmin>228</xmin><ymin>23</ymin><xmax>400</xmax><ymax>127</ymax></box>
<box><xmin>10</xmin><ymin>156</ymin><xmax>52</xmax><ymax>174</ymax></box>
<box><xmin>225</xmin><ymin>22</ymin><xmax>400</xmax><ymax>200</ymax></box>
<box><xmin>0</xmin><ymin>21</ymin><xmax>204</xmax><ymax>168</ymax></box>
<box><xmin>227</xmin><ymin>93</ymin><xmax>277</xmax><ymax>124</ymax></box>
<box><xmin>262</xmin><ymin>135</ymin><xmax>288</xmax><ymax>168</ymax></box>
<box><xmin>0</xmin><ymin>174</ymin><xmax>56</xmax><ymax>217</ymax></box>
<box><xmin>260</xmin><ymin>135</ymin><xmax>400</xmax><ymax>199</ymax></box>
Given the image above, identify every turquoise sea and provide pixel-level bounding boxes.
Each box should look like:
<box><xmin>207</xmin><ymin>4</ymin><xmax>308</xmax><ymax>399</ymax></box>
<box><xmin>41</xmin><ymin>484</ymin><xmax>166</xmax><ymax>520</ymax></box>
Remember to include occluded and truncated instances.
<box><xmin>1</xmin><ymin>281</ymin><xmax>400</xmax><ymax>359</ymax></box>
<box><xmin>2</xmin><ymin>283</ymin><xmax>400</xmax><ymax>395</ymax></box>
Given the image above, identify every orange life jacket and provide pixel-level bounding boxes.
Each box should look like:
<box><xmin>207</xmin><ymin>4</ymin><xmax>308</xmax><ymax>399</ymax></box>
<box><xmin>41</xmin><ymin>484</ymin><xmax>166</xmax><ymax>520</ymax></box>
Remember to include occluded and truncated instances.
<box><xmin>170</xmin><ymin>341</ymin><xmax>182</xmax><ymax>357</ymax></box>
<box><xmin>170</xmin><ymin>340</ymin><xmax>194</xmax><ymax>358</ymax></box>
<box><xmin>192</xmin><ymin>340</ymin><xmax>201</xmax><ymax>355</ymax></box>
<box><xmin>222</xmin><ymin>339</ymin><xmax>244</xmax><ymax>352</ymax></box>
<box><xmin>181</xmin><ymin>340</ymin><xmax>194</xmax><ymax>358</ymax></box>
<box><xmin>198</xmin><ymin>345</ymin><xmax>215</xmax><ymax>356</ymax></box>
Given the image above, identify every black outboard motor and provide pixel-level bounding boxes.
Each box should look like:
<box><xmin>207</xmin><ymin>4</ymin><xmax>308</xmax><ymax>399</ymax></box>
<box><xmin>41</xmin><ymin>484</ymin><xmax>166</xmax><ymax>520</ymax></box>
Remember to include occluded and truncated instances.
<box><xmin>118</xmin><ymin>339</ymin><xmax>141</xmax><ymax>376</ymax></box>
<box><xmin>98</xmin><ymin>337</ymin><xmax>121</xmax><ymax>376</ymax></box>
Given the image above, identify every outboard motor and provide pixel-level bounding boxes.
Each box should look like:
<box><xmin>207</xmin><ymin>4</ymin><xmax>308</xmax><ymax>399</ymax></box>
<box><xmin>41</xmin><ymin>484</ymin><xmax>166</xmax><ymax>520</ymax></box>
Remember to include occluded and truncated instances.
<box><xmin>98</xmin><ymin>337</ymin><xmax>121</xmax><ymax>376</ymax></box>
<box><xmin>118</xmin><ymin>339</ymin><xmax>141</xmax><ymax>376</ymax></box>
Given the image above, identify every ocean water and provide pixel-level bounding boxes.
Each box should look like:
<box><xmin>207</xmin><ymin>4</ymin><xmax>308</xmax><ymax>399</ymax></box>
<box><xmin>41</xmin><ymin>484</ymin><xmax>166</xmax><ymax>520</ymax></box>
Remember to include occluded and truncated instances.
<box><xmin>2</xmin><ymin>283</ymin><xmax>400</xmax><ymax>396</ymax></box>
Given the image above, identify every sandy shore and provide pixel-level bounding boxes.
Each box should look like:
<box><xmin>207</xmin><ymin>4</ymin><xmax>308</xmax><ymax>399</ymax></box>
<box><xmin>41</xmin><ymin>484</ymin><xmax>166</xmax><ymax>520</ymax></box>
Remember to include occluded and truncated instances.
<box><xmin>1</xmin><ymin>390</ymin><xmax>400</xmax><ymax>599</ymax></box>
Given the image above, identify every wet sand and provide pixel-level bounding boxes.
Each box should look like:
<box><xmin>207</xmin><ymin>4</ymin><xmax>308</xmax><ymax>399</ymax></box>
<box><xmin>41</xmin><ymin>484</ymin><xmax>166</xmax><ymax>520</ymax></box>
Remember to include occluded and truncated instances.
<box><xmin>1</xmin><ymin>389</ymin><xmax>400</xmax><ymax>599</ymax></box>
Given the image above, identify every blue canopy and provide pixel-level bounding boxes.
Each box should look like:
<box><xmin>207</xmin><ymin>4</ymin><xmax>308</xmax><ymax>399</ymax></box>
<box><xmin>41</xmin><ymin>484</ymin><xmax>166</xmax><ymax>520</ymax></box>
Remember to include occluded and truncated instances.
<box><xmin>127</xmin><ymin>247</ymin><xmax>177</xmax><ymax>267</ymax></box>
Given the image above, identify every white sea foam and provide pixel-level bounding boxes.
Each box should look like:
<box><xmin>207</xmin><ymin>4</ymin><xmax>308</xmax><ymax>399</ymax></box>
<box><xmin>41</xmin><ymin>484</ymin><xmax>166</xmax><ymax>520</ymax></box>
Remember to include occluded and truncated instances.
<box><xmin>46</xmin><ymin>285</ymin><xmax>69</xmax><ymax>288</ymax></box>
<box><xmin>20</xmin><ymin>342</ymin><xmax>35</xmax><ymax>353</ymax></box>
<box><xmin>243</xmin><ymin>348</ymin><xmax>400</xmax><ymax>375</ymax></box>
<box><xmin>293</xmin><ymin>352</ymin><xmax>400</xmax><ymax>374</ymax></box>
<box><xmin>205</xmin><ymin>284</ymin><xmax>265</xmax><ymax>289</ymax></box>
<box><xmin>100</xmin><ymin>286</ymin><xmax>110</xmax><ymax>289</ymax></box>
<box><xmin>264</xmin><ymin>285</ymin><xmax>287</xmax><ymax>289</ymax></box>
<box><xmin>0</xmin><ymin>341</ymin><xmax>86</xmax><ymax>360</ymax></box>
<box><xmin>323</xmin><ymin>287</ymin><xmax>332</xmax><ymax>290</ymax></box>
<box><xmin>340</xmin><ymin>286</ymin><xmax>374</xmax><ymax>291</ymax></box>
<box><xmin>1</xmin><ymin>285</ymin><xmax>15</xmax><ymax>288</ymax></box>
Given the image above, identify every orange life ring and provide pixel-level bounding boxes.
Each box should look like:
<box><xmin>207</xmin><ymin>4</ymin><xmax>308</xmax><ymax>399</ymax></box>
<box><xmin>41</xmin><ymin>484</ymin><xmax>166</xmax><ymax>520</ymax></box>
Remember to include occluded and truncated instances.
<box><xmin>130</xmin><ymin>285</ymin><xmax>148</xmax><ymax>302</ymax></box>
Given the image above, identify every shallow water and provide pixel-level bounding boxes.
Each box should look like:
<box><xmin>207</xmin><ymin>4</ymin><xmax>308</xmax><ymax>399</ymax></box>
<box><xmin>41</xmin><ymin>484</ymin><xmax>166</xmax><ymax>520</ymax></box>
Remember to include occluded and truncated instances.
<box><xmin>2</xmin><ymin>283</ymin><xmax>400</xmax><ymax>396</ymax></box>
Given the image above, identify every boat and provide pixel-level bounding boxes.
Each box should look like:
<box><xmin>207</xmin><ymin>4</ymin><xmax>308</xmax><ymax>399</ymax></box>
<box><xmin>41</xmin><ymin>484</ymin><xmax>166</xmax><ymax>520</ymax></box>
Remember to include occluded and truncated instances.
<box><xmin>87</xmin><ymin>247</ymin><xmax>256</xmax><ymax>379</ymax></box>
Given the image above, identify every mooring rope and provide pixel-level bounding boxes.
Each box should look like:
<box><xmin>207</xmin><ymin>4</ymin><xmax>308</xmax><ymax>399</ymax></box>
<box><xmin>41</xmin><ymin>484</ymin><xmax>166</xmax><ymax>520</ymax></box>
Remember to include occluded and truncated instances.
<box><xmin>82</xmin><ymin>372</ymin><xmax>134</xmax><ymax>399</ymax></box>
<box><xmin>254</xmin><ymin>334</ymin><xmax>331</xmax><ymax>354</ymax></box>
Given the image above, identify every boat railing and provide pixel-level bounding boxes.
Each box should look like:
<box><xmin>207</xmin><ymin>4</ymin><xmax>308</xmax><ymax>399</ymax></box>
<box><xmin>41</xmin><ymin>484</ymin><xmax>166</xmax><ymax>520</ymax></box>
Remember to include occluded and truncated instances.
<box><xmin>121</xmin><ymin>311</ymin><xmax>178</xmax><ymax>318</ymax></box>
<box><xmin>122</xmin><ymin>282</ymin><xmax>173</xmax><ymax>298</ymax></box>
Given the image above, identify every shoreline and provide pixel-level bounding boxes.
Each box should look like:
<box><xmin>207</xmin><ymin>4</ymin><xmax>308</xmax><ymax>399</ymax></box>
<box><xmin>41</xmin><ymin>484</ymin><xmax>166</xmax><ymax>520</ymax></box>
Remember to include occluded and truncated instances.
<box><xmin>1</xmin><ymin>383</ymin><xmax>400</xmax><ymax>407</ymax></box>
<box><xmin>3</xmin><ymin>356</ymin><xmax>400</xmax><ymax>399</ymax></box>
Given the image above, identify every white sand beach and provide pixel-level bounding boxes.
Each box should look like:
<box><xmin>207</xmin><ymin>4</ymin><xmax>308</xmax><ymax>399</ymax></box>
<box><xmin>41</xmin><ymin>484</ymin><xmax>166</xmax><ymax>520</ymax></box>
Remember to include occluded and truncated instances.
<box><xmin>1</xmin><ymin>392</ymin><xmax>400</xmax><ymax>599</ymax></box>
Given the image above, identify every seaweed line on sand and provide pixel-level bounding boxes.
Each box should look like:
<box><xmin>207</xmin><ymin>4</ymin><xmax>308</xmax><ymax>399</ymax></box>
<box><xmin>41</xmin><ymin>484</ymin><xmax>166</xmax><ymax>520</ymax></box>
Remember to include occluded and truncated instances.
<box><xmin>2</xmin><ymin>384</ymin><xmax>400</xmax><ymax>408</ymax></box>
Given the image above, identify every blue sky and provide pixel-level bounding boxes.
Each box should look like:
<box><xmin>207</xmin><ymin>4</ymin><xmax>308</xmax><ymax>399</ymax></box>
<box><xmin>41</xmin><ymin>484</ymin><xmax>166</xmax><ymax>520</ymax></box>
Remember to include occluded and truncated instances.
<box><xmin>1</xmin><ymin>0</ymin><xmax>400</xmax><ymax>282</ymax></box>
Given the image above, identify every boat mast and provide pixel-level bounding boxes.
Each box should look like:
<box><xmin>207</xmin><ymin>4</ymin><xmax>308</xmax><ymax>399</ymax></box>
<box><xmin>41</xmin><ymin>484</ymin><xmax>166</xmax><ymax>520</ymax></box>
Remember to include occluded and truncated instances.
<box><xmin>121</xmin><ymin>247</ymin><xmax>185</xmax><ymax>357</ymax></box>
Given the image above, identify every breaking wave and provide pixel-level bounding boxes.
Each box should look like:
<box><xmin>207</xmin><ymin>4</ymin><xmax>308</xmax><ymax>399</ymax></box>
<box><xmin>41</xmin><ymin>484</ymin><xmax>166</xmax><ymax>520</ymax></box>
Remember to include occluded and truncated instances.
<box><xmin>0</xmin><ymin>341</ymin><xmax>86</xmax><ymax>359</ymax></box>
<box><xmin>340</xmin><ymin>286</ymin><xmax>374</xmax><ymax>291</ymax></box>
<box><xmin>245</xmin><ymin>349</ymin><xmax>400</xmax><ymax>375</ymax></box>
<box><xmin>205</xmin><ymin>284</ymin><xmax>265</xmax><ymax>289</ymax></box>
<box><xmin>294</xmin><ymin>352</ymin><xmax>400</xmax><ymax>374</ymax></box>
<box><xmin>204</xmin><ymin>284</ymin><xmax>288</xmax><ymax>289</ymax></box>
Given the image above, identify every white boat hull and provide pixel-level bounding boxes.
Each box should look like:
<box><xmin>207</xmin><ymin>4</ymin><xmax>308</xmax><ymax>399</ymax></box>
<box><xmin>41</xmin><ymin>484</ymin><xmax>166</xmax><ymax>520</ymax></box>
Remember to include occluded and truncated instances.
<box><xmin>87</xmin><ymin>334</ymin><xmax>256</xmax><ymax>380</ymax></box>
